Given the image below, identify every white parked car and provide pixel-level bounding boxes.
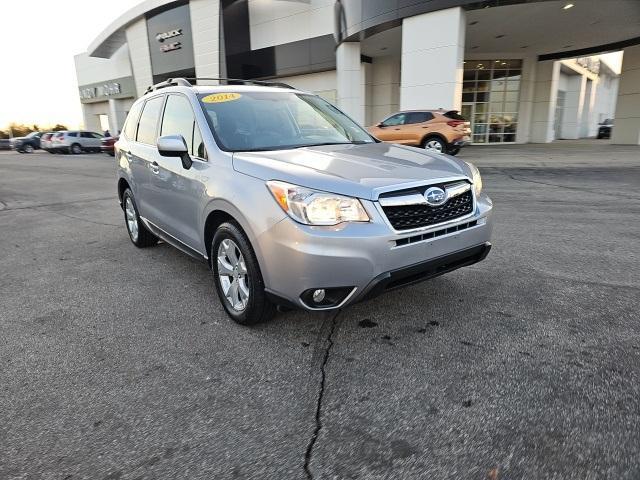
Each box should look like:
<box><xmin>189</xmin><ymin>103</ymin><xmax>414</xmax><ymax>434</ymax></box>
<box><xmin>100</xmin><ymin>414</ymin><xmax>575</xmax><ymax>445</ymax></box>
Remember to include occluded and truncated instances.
<box><xmin>51</xmin><ymin>131</ymin><xmax>104</xmax><ymax>154</ymax></box>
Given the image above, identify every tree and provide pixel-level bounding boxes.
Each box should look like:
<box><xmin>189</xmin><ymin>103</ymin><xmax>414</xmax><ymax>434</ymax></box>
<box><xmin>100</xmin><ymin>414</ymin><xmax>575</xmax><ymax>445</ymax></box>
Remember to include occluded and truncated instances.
<box><xmin>51</xmin><ymin>124</ymin><xmax>68</xmax><ymax>132</ymax></box>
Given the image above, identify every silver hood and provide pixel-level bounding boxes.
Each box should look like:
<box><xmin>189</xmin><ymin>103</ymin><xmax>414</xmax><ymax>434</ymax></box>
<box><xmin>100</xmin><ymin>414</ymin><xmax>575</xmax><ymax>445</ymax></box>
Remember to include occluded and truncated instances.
<box><xmin>232</xmin><ymin>142</ymin><xmax>472</xmax><ymax>200</ymax></box>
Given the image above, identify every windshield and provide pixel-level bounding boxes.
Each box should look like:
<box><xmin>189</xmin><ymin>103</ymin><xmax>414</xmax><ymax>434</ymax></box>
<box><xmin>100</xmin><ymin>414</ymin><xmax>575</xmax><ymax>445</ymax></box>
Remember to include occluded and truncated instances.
<box><xmin>198</xmin><ymin>91</ymin><xmax>374</xmax><ymax>152</ymax></box>
<box><xmin>26</xmin><ymin>132</ymin><xmax>39</xmax><ymax>138</ymax></box>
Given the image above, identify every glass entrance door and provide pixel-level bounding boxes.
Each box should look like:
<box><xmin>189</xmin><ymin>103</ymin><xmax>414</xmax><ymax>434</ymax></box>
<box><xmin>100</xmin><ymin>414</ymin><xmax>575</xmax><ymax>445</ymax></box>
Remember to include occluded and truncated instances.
<box><xmin>462</xmin><ymin>59</ymin><xmax>522</xmax><ymax>144</ymax></box>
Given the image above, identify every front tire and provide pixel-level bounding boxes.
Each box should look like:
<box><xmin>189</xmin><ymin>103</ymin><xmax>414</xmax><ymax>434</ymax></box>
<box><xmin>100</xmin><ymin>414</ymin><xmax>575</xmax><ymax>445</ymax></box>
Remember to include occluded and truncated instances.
<box><xmin>448</xmin><ymin>147</ymin><xmax>460</xmax><ymax>156</ymax></box>
<box><xmin>122</xmin><ymin>188</ymin><xmax>158</xmax><ymax>248</ymax></box>
<box><xmin>422</xmin><ymin>137</ymin><xmax>447</xmax><ymax>154</ymax></box>
<box><xmin>212</xmin><ymin>222</ymin><xmax>275</xmax><ymax>325</ymax></box>
<box><xmin>70</xmin><ymin>143</ymin><xmax>82</xmax><ymax>154</ymax></box>
<box><xmin>23</xmin><ymin>144</ymin><xmax>34</xmax><ymax>153</ymax></box>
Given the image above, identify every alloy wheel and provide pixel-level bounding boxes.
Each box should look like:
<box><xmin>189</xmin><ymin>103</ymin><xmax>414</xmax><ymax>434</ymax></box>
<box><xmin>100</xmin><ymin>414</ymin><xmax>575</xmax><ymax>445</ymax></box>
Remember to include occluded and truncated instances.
<box><xmin>425</xmin><ymin>140</ymin><xmax>444</xmax><ymax>153</ymax></box>
<box><xmin>124</xmin><ymin>196</ymin><xmax>139</xmax><ymax>242</ymax></box>
<box><xmin>217</xmin><ymin>239</ymin><xmax>249</xmax><ymax>312</ymax></box>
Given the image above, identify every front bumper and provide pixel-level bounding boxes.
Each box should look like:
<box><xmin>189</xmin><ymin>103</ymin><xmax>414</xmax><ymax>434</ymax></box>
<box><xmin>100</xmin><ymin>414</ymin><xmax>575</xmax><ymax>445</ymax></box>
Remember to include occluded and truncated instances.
<box><xmin>258</xmin><ymin>192</ymin><xmax>493</xmax><ymax>310</ymax></box>
<box><xmin>451</xmin><ymin>136</ymin><xmax>470</xmax><ymax>148</ymax></box>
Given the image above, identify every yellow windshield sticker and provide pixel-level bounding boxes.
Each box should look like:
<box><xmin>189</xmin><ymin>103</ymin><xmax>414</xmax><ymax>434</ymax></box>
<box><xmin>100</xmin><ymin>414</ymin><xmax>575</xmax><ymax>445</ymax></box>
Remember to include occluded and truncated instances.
<box><xmin>201</xmin><ymin>93</ymin><xmax>242</xmax><ymax>103</ymax></box>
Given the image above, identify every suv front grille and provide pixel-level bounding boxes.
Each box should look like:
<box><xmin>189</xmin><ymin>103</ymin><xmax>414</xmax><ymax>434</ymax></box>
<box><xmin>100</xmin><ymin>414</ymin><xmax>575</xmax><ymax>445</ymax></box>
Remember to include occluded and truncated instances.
<box><xmin>381</xmin><ymin>189</ymin><xmax>473</xmax><ymax>231</ymax></box>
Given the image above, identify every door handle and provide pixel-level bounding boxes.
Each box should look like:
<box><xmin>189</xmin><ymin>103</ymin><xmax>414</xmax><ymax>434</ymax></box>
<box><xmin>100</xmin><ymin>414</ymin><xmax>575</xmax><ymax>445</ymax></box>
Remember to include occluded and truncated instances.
<box><xmin>150</xmin><ymin>161</ymin><xmax>160</xmax><ymax>174</ymax></box>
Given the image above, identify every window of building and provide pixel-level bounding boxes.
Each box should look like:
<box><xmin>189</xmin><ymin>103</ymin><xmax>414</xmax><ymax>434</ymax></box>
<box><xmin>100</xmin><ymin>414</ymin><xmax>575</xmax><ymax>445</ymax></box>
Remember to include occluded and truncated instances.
<box><xmin>462</xmin><ymin>59</ymin><xmax>522</xmax><ymax>144</ymax></box>
<box><xmin>160</xmin><ymin>94</ymin><xmax>207</xmax><ymax>159</ymax></box>
<box><xmin>136</xmin><ymin>96</ymin><xmax>165</xmax><ymax>145</ymax></box>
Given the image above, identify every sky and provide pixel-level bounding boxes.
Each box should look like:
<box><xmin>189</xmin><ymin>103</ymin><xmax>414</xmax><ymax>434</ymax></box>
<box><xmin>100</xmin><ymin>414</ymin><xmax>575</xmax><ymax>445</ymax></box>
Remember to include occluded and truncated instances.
<box><xmin>0</xmin><ymin>0</ymin><xmax>135</xmax><ymax>130</ymax></box>
<box><xmin>0</xmin><ymin>1</ymin><xmax>625</xmax><ymax>131</ymax></box>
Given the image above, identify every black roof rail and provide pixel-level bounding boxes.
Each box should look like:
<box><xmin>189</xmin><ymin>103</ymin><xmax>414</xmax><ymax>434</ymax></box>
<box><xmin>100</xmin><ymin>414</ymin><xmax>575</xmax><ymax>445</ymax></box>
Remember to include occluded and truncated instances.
<box><xmin>145</xmin><ymin>77</ymin><xmax>192</xmax><ymax>94</ymax></box>
<box><xmin>184</xmin><ymin>77</ymin><xmax>295</xmax><ymax>89</ymax></box>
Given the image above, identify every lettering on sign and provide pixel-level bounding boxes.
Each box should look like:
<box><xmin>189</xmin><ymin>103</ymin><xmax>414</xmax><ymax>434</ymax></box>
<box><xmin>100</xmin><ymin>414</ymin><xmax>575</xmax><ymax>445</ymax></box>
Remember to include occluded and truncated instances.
<box><xmin>160</xmin><ymin>42</ymin><xmax>182</xmax><ymax>53</ymax></box>
<box><xmin>156</xmin><ymin>28</ymin><xmax>183</xmax><ymax>43</ymax></box>
<box><xmin>80</xmin><ymin>87</ymin><xmax>96</xmax><ymax>100</ymax></box>
<box><xmin>79</xmin><ymin>82</ymin><xmax>122</xmax><ymax>100</ymax></box>
<box><xmin>576</xmin><ymin>57</ymin><xmax>600</xmax><ymax>75</ymax></box>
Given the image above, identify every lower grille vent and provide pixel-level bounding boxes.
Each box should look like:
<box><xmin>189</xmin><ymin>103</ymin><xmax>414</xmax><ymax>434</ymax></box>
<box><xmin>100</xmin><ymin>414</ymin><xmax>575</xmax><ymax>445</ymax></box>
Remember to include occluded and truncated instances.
<box><xmin>394</xmin><ymin>220</ymin><xmax>478</xmax><ymax>247</ymax></box>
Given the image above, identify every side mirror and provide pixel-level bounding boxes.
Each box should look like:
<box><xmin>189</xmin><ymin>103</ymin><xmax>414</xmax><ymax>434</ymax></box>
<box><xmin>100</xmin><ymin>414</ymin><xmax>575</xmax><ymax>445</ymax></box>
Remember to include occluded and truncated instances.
<box><xmin>377</xmin><ymin>122</ymin><xmax>385</xmax><ymax>128</ymax></box>
<box><xmin>157</xmin><ymin>135</ymin><xmax>192</xmax><ymax>170</ymax></box>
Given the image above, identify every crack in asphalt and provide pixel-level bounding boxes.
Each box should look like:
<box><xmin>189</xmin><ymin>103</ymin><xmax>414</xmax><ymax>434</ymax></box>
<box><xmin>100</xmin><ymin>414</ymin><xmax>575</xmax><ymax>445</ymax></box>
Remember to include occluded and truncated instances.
<box><xmin>39</xmin><ymin>209</ymin><xmax>120</xmax><ymax>227</ymax></box>
<box><xmin>304</xmin><ymin>310</ymin><xmax>341</xmax><ymax>479</ymax></box>
<box><xmin>489</xmin><ymin>167</ymin><xmax>640</xmax><ymax>202</ymax></box>
<box><xmin>0</xmin><ymin>196</ymin><xmax>115</xmax><ymax>213</ymax></box>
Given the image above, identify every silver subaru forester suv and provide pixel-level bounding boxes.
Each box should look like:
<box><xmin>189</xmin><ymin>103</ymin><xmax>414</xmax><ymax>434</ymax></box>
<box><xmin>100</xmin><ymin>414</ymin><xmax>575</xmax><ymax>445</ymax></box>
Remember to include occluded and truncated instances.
<box><xmin>116</xmin><ymin>78</ymin><xmax>493</xmax><ymax>325</ymax></box>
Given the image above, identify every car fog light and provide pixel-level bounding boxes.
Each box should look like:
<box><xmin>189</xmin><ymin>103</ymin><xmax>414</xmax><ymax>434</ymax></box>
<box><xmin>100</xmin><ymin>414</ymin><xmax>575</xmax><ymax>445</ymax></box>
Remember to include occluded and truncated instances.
<box><xmin>312</xmin><ymin>289</ymin><xmax>326</xmax><ymax>303</ymax></box>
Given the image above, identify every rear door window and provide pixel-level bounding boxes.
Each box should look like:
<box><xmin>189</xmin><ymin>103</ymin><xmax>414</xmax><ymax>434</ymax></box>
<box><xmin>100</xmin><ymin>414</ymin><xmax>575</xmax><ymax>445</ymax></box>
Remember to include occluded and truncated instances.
<box><xmin>405</xmin><ymin>112</ymin><xmax>433</xmax><ymax>124</ymax></box>
<box><xmin>136</xmin><ymin>96</ymin><xmax>165</xmax><ymax>145</ymax></box>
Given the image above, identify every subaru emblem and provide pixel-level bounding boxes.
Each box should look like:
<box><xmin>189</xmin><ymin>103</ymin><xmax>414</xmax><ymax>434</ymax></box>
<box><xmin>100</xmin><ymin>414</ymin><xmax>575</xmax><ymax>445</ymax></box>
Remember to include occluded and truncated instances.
<box><xmin>424</xmin><ymin>187</ymin><xmax>447</xmax><ymax>206</ymax></box>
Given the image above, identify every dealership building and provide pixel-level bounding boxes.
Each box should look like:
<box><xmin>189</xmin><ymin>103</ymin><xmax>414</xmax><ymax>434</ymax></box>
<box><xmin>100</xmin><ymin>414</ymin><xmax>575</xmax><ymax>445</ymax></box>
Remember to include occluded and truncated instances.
<box><xmin>75</xmin><ymin>0</ymin><xmax>640</xmax><ymax>144</ymax></box>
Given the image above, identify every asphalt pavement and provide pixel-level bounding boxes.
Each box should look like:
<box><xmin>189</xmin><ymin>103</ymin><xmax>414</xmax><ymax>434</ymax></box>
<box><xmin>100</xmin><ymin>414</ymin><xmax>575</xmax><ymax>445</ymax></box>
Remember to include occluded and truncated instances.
<box><xmin>1</xmin><ymin>143</ymin><xmax>639</xmax><ymax>479</ymax></box>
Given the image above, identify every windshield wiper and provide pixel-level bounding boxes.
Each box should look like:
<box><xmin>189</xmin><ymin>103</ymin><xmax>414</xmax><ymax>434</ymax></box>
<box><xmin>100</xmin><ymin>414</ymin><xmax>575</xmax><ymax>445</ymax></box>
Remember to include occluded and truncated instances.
<box><xmin>238</xmin><ymin>141</ymin><xmax>371</xmax><ymax>152</ymax></box>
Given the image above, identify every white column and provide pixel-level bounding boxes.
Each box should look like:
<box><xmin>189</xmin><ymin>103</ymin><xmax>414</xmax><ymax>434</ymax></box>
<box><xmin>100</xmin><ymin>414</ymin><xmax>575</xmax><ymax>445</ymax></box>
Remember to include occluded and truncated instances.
<box><xmin>370</xmin><ymin>56</ymin><xmax>401</xmax><ymax>125</ymax></box>
<box><xmin>125</xmin><ymin>18</ymin><xmax>154</xmax><ymax>97</ymax></box>
<box><xmin>108</xmin><ymin>99</ymin><xmax>130</xmax><ymax>135</ymax></box>
<box><xmin>515</xmin><ymin>56</ymin><xmax>537</xmax><ymax>143</ymax></box>
<box><xmin>580</xmin><ymin>79</ymin><xmax>596</xmax><ymax>137</ymax></box>
<box><xmin>81</xmin><ymin>104</ymin><xmax>101</xmax><ymax>132</ymax></box>
<box><xmin>560</xmin><ymin>74</ymin><xmax>586</xmax><ymax>139</ymax></box>
<box><xmin>336</xmin><ymin>42</ymin><xmax>365</xmax><ymax>125</ymax></box>
<box><xmin>612</xmin><ymin>45</ymin><xmax>640</xmax><ymax>144</ymax></box>
<box><xmin>400</xmin><ymin>7</ymin><xmax>465</xmax><ymax>111</ymax></box>
<box><xmin>530</xmin><ymin>60</ymin><xmax>560</xmax><ymax>143</ymax></box>
<box><xmin>190</xmin><ymin>0</ymin><xmax>220</xmax><ymax>80</ymax></box>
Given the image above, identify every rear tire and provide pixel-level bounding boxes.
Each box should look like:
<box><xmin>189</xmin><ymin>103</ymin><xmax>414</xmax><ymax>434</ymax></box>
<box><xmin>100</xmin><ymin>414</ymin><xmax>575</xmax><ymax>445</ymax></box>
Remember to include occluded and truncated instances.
<box><xmin>122</xmin><ymin>188</ymin><xmax>158</xmax><ymax>248</ymax></box>
<box><xmin>448</xmin><ymin>147</ymin><xmax>460</xmax><ymax>156</ymax></box>
<box><xmin>211</xmin><ymin>222</ymin><xmax>276</xmax><ymax>325</ymax></box>
<box><xmin>422</xmin><ymin>136</ymin><xmax>447</xmax><ymax>154</ymax></box>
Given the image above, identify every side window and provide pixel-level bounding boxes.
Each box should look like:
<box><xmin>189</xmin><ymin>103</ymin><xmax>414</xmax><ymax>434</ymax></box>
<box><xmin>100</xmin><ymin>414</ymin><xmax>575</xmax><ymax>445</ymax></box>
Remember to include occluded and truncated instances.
<box><xmin>123</xmin><ymin>102</ymin><xmax>143</xmax><ymax>140</ymax></box>
<box><xmin>382</xmin><ymin>113</ymin><xmax>406</xmax><ymax>126</ymax></box>
<box><xmin>80</xmin><ymin>132</ymin><xmax>92</xmax><ymax>138</ymax></box>
<box><xmin>68</xmin><ymin>132</ymin><xmax>78</xmax><ymax>137</ymax></box>
<box><xmin>405</xmin><ymin>112</ymin><xmax>433</xmax><ymax>124</ymax></box>
<box><xmin>161</xmin><ymin>94</ymin><xmax>207</xmax><ymax>158</ymax></box>
<box><xmin>136</xmin><ymin>96</ymin><xmax>165</xmax><ymax>145</ymax></box>
<box><xmin>91</xmin><ymin>132</ymin><xmax>103</xmax><ymax>138</ymax></box>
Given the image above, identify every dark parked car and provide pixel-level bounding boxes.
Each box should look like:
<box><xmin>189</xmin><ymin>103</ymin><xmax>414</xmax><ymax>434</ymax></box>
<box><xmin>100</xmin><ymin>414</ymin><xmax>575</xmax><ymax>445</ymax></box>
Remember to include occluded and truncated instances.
<box><xmin>597</xmin><ymin>119</ymin><xmax>613</xmax><ymax>139</ymax></box>
<box><xmin>101</xmin><ymin>135</ymin><xmax>119</xmax><ymax>156</ymax></box>
<box><xmin>11</xmin><ymin>132</ymin><xmax>42</xmax><ymax>153</ymax></box>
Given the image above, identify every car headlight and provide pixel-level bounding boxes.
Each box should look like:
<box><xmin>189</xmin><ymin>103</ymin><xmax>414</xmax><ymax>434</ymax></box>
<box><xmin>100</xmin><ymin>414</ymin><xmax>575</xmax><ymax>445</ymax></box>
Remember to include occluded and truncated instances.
<box><xmin>267</xmin><ymin>181</ymin><xmax>370</xmax><ymax>226</ymax></box>
<box><xmin>465</xmin><ymin>161</ymin><xmax>483</xmax><ymax>196</ymax></box>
